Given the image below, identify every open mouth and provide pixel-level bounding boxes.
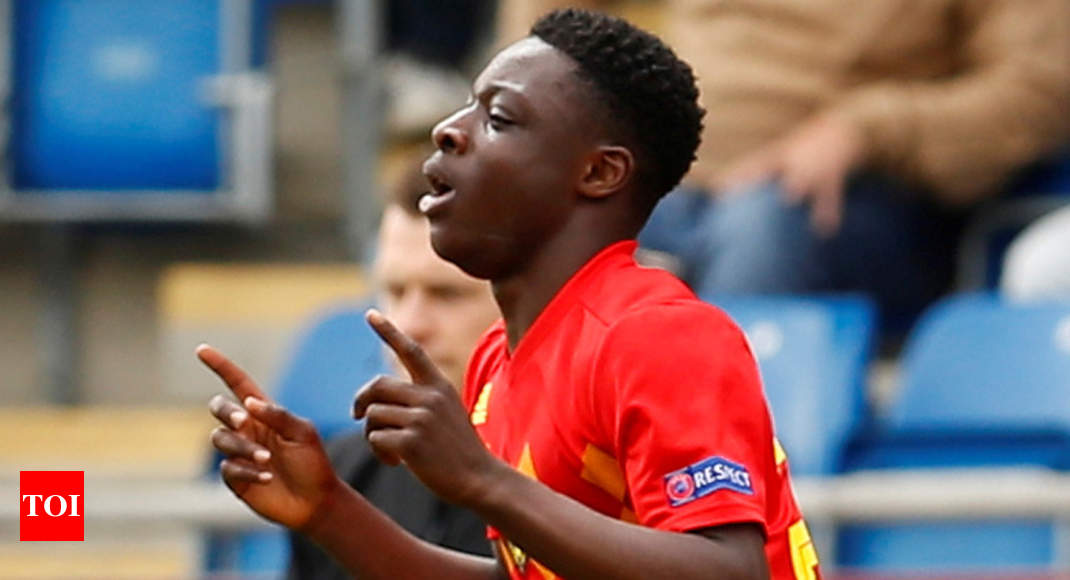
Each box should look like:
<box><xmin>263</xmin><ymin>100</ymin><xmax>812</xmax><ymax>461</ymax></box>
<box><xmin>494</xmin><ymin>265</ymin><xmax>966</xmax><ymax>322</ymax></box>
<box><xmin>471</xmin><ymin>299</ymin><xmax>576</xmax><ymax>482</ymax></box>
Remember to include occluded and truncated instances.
<box><xmin>419</xmin><ymin>174</ymin><xmax>456</xmax><ymax>216</ymax></box>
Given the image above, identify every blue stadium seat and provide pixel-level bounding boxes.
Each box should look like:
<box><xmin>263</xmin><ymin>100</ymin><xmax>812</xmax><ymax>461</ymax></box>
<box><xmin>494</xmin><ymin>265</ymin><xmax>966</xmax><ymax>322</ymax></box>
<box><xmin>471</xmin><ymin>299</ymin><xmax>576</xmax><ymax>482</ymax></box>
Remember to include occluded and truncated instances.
<box><xmin>5</xmin><ymin>0</ymin><xmax>274</xmax><ymax>222</ymax></box>
<box><xmin>204</xmin><ymin>528</ymin><xmax>293</xmax><ymax>577</ymax></box>
<box><xmin>274</xmin><ymin>303</ymin><xmax>390</xmax><ymax>440</ymax></box>
<box><xmin>957</xmin><ymin>149</ymin><xmax>1070</xmax><ymax>290</ymax></box>
<box><xmin>705</xmin><ymin>294</ymin><xmax>877</xmax><ymax>476</ymax></box>
<box><xmin>13</xmin><ymin>0</ymin><xmax>223</xmax><ymax>189</ymax></box>
<box><xmin>846</xmin><ymin>294</ymin><xmax>1070</xmax><ymax>470</ymax></box>
<box><xmin>839</xmin><ymin>520</ymin><xmax>1058</xmax><ymax>573</ymax></box>
<box><xmin>209</xmin><ymin>302</ymin><xmax>389</xmax><ymax>577</ymax></box>
<box><xmin>839</xmin><ymin>294</ymin><xmax>1070</xmax><ymax>573</ymax></box>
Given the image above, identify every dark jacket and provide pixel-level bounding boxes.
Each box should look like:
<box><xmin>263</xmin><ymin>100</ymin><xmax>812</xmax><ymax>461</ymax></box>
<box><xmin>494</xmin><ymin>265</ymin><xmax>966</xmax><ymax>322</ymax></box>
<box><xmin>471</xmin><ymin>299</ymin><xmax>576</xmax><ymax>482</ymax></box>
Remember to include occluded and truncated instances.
<box><xmin>287</xmin><ymin>430</ymin><xmax>493</xmax><ymax>579</ymax></box>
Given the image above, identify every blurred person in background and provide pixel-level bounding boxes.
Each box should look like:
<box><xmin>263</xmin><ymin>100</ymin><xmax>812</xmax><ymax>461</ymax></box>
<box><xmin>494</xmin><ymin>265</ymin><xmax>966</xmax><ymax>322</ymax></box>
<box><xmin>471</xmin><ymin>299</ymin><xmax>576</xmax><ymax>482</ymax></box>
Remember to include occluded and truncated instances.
<box><xmin>502</xmin><ymin>0</ymin><xmax>1070</xmax><ymax>337</ymax></box>
<box><xmin>385</xmin><ymin>0</ymin><xmax>497</xmax><ymax>135</ymax></box>
<box><xmin>1001</xmin><ymin>204</ymin><xmax>1070</xmax><ymax>301</ymax></box>
<box><xmin>287</xmin><ymin>151</ymin><xmax>499</xmax><ymax>579</ymax></box>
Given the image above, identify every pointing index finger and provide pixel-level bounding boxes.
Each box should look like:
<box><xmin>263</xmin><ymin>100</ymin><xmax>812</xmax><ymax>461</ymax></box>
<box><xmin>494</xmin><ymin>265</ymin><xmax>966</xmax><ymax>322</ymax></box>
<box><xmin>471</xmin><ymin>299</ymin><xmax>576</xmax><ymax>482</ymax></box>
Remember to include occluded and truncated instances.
<box><xmin>196</xmin><ymin>343</ymin><xmax>270</xmax><ymax>403</ymax></box>
<box><xmin>365</xmin><ymin>309</ymin><xmax>446</xmax><ymax>385</ymax></box>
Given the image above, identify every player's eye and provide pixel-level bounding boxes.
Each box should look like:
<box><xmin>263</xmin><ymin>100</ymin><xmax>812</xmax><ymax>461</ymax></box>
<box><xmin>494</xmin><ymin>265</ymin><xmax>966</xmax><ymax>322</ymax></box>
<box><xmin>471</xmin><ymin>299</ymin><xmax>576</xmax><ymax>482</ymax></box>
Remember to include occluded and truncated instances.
<box><xmin>490</xmin><ymin>112</ymin><xmax>513</xmax><ymax>127</ymax></box>
<box><xmin>487</xmin><ymin>112</ymin><xmax>513</xmax><ymax>131</ymax></box>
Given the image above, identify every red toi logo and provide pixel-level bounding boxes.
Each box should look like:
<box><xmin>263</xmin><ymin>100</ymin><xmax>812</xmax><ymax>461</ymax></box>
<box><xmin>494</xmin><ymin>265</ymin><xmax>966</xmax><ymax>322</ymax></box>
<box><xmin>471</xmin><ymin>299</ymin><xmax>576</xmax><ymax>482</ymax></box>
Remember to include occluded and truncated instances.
<box><xmin>20</xmin><ymin>471</ymin><xmax>84</xmax><ymax>541</ymax></box>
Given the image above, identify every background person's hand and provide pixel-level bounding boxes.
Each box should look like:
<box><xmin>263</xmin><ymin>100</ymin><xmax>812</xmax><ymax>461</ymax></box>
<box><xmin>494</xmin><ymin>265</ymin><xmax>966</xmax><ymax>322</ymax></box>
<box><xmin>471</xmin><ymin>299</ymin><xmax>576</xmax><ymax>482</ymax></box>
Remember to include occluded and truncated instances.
<box><xmin>353</xmin><ymin>309</ymin><xmax>507</xmax><ymax>507</ymax></box>
<box><xmin>714</xmin><ymin>113</ymin><xmax>866</xmax><ymax>237</ymax></box>
<box><xmin>199</xmin><ymin>344</ymin><xmax>341</xmax><ymax>532</ymax></box>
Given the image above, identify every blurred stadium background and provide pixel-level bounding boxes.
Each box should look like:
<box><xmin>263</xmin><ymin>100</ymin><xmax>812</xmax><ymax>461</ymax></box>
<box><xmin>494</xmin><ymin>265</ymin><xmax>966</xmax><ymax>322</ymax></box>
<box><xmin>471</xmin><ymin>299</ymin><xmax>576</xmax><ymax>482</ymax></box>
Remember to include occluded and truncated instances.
<box><xmin>0</xmin><ymin>0</ymin><xmax>1066</xmax><ymax>578</ymax></box>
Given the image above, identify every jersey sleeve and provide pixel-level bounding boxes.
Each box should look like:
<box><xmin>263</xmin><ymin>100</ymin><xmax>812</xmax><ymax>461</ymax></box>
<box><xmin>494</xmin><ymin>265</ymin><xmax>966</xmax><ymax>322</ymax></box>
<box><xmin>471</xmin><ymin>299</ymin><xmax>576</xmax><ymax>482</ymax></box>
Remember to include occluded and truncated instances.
<box><xmin>594</xmin><ymin>302</ymin><xmax>775</xmax><ymax>535</ymax></box>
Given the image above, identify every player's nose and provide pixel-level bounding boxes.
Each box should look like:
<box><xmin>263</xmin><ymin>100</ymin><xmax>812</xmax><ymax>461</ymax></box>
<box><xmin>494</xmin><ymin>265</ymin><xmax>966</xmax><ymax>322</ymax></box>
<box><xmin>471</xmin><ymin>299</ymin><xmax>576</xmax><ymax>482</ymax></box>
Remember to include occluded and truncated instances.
<box><xmin>432</xmin><ymin>110</ymin><xmax>470</xmax><ymax>155</ymax></box>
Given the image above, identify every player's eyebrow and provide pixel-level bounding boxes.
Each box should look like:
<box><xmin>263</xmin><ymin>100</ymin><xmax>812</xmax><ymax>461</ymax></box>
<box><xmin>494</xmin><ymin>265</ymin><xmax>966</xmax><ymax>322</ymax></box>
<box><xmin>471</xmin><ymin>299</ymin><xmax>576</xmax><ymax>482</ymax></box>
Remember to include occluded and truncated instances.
<box><xmin>473</xmin><ymin>80</ymin><xmax>529</xmax><ymax>104</ymax></box>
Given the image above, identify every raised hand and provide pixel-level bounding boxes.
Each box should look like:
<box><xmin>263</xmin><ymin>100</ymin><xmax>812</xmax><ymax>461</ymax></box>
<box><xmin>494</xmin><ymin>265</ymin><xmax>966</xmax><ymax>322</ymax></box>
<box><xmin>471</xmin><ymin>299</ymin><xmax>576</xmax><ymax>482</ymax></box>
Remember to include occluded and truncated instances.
<box><xmin>353</xmin><ymin>309</ymin><xmax>506</xmax><ymax>507</ymax></box>
<box><xmin>199</xmin><ymin>344</ymin><xmax>341</xmax><ymax>531</ymax></box>
<box><xmin>714</xmin><ymin>112</ymin><xmax>865</xmax><ymax>237</ymax></box>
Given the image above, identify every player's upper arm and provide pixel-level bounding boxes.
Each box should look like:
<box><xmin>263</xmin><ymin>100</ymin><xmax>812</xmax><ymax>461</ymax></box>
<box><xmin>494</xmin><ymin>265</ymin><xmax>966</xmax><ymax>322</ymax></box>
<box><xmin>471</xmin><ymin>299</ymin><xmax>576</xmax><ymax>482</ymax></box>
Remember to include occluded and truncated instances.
<box><xmin>693</xmin><ymin>522</ymin><xmax>771</xmax><ymax>580</ymax></box>
<box><xmin>592</xmin><ymin>303</ymin><xmax>773</xmax><ymax>533</ymax></box>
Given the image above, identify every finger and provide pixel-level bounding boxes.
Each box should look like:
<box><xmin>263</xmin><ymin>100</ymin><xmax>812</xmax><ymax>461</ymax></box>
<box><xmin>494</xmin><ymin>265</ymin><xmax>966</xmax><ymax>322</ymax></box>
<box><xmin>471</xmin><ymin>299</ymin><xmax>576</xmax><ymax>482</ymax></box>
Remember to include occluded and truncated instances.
<box><xmin>363</xmin><ymin>402</ymin><xmax>430</xmax><ymax>432</ymax></box>
<box><xmin>779</xmin><ymin>165</ymin><xmax>813</xmax><ymax>205</ymax></box>
<box><xmin>243</xmin><ymin>397</ymin><xmax>318</xmax><ymax>444</ymax></box>
<box><xmin>353</xmin><ymin>375</ymin><xmax>426</xmax><ymax>420</ymax></box>
<box><xmin>810</xmin><ymin>179</ymin><xmax>844</xmax><ymax>238</ymax></box>
<box><xmin>220</xmin><ymin>458</ymin><xmax>274</xmax><ymax>485</ymax></box>
<box><xmin>208</xmin><ymin>394</ymin><xmax>250</xmax><ymax>430</ymax></box>
<box><xmin>366</xmin><ymin>428</ymin><xmax>409</xmax><ymax>466</ymax></box>
<box><xmin>211</xmin><ymin>426</ymin><xmax>272</xmax><ymax>464</ymax></box>
<box><xmin>365</xmin><ymin>309</ymin><xmax>447</xmax><ymax>385</ymax></box>
<box><xmin>196</xmin><ymin>344</ymin><xmax>271</xmax><ymax>403</ymax></box>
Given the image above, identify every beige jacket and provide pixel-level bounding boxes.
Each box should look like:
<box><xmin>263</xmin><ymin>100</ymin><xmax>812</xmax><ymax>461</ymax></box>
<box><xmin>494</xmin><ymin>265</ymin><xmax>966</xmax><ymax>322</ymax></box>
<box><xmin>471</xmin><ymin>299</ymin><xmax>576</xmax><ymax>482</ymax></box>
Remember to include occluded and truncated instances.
<box><xmin>500</xmin><ymin>0</ymin><xmax>1070</xmax><ymax>204</ymax></box>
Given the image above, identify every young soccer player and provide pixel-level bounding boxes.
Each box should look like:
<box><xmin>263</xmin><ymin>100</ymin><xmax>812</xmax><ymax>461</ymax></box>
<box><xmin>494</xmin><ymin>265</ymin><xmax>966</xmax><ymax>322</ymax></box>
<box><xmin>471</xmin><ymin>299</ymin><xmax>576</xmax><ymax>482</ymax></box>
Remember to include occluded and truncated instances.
<box><xmin>202</xmin><ymin>9</ymin><xmax>819</xmax><ymax>579</ymax></box>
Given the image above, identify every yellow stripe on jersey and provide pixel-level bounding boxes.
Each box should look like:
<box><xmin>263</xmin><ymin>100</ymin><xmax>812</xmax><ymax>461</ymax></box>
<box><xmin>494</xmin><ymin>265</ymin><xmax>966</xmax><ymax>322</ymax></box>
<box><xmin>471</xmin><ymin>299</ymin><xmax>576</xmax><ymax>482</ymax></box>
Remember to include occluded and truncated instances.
<box><xmin>532</xmin><ymin>560</ymin><xmax>556</xmax><ymax>579</ymax></box>
<box><xmin>774</xmin><ymin>437</ymin><xmax>788</xmax><ymax>467</ymax></box>
<box><xmin>580</xmin><ymin>444</ymin><xmax>626</xmax><ymax>502</ymax></box>
<box><xmin>501</xmin><ymin>537</ymin><xmax>555</xmax><ymax>579</ymax></box>
<box><xmin>788</xmin><ymin>519</ymin><xmax>820</xmax><ymax>580</ymax></box>
<box><xmin>517</xmin><ymin>443</ymin><xmax>538</xmax><ymax>479</ymax></box>
<box><xmin>471</xmin><ymin>382</ymin><xmax>493</xmax><ymax>425</ymax></box>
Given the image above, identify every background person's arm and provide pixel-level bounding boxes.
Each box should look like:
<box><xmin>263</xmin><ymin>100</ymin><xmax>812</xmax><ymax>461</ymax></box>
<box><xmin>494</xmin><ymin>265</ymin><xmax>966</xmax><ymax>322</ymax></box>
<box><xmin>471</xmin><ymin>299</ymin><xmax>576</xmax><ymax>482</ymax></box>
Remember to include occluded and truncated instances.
<box><xmin>829</xmin><ymin>0</ymin><xmax>1070</xmax><ymax>204</ymax></box>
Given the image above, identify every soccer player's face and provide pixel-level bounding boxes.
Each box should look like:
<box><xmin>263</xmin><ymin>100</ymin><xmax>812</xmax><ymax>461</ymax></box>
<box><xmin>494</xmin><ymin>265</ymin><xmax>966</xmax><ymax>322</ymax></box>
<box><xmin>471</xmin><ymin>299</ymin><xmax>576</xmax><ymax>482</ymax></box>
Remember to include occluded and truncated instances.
<box><xmin>374</xmin><ymin>205</ymin><xmax>499</xmax><ymax>387</ymax></box>
<box><xmin>421</xmin><ymin>37</ymin><xmax>601</xmax><ymax>280</ymax></box>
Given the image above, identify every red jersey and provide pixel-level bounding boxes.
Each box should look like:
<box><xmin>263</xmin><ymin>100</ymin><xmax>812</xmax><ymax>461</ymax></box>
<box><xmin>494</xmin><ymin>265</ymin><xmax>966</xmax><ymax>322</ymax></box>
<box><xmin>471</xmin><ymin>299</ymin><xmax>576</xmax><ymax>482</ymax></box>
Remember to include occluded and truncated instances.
<box><xmin>463</xmin><ymin>241</ymin><xmax>820</xmax><ymax>580</ymax></box>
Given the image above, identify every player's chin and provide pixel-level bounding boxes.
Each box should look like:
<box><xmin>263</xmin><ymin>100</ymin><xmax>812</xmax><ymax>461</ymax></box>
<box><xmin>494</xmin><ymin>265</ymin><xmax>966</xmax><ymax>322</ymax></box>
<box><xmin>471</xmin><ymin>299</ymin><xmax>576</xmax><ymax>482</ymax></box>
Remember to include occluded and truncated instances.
<box><xmin>429</xmin><ymin>229</ymin><xmax>510</xmax><ymax>281</ymax></box>
<box><xmin>427</xmin><ymin>224</ymin><xmax>466</xmax><ymax>264</ymax></box>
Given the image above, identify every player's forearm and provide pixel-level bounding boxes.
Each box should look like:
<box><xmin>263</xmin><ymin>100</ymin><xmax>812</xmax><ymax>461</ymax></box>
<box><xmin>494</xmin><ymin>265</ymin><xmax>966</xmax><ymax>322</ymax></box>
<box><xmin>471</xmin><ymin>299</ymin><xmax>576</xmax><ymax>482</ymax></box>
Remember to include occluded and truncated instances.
<box><xmin>304</xmin><ymin>483</ymin><xmax>500</xmax><ymax>580</ymax></box>
<box><xmin>471</xmin><ymin>466</ymin><xmax>768</xmax><ymax>580</ymax></box>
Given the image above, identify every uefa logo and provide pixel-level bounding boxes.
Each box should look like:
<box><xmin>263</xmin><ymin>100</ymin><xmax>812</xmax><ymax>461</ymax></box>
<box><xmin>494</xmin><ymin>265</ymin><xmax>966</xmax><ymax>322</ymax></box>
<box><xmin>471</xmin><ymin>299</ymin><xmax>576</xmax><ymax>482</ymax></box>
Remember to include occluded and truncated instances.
<box><xmin>665</xmin><ymin>472</ymin><xmax>695</xmax><ymax>505</ymax></box>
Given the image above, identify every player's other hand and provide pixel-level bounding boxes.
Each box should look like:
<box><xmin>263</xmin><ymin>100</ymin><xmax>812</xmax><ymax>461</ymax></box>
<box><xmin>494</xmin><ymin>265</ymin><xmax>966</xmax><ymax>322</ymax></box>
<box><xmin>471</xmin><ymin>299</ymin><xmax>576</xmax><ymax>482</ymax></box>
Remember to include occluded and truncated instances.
<box><xmin>714</xmin><ymin>113</ymin><xmax>865</xmax><ymax>237</ymax></box>
<box><xmin>199</xmin><ymin>344</ymin><xmax>342</xmax><ymax>532</ymax></box>
<box><xmin>354</xmin><ymin>309</ymin><xmax>506</xmax><ymax>507</ymax></box>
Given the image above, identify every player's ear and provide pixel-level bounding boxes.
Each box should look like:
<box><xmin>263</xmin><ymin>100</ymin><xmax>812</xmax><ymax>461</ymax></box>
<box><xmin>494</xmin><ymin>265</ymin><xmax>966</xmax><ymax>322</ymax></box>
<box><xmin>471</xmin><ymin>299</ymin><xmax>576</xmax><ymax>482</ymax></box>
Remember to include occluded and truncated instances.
<box><xmin>577</xmin><ymin>145</ymin><xmax>634</xmax><ymax>200</ymax></box>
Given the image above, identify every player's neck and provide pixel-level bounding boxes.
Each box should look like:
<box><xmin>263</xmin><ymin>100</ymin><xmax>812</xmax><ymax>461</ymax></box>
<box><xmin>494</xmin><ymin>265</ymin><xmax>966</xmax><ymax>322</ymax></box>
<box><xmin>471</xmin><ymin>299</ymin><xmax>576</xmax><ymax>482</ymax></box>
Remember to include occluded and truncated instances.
<box><xmin>491</xmin><ymin>219</ymin><xmax>636</xmax><ymax>351</ymax></box>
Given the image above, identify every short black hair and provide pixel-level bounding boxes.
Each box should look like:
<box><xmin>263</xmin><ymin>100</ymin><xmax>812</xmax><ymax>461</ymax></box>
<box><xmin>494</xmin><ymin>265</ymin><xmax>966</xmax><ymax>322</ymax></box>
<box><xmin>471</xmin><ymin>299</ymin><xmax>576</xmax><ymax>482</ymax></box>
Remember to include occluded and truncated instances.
<box><xmin>531</xmin><ymin>8</ymin><xmax>704</xmax><ymax>210</ymax></box>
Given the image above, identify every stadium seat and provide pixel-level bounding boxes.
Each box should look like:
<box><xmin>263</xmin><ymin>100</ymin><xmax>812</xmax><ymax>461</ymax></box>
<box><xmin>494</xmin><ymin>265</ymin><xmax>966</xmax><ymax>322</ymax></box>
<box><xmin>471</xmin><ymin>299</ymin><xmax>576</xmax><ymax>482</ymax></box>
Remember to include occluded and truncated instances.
<box><xmin>274</xmin><ymin>303</ymin><xmax>390</xmax><ymax>439</ymax></box>
<box><xmin>207</xmin><ymin>302</ymin><xmax>389</xmax><ymax>577</ymax></box>
<box><xmin>846</xmin><ymin>294</ymin><xmax>1070</xmax><ymax>470</ymax></box>
<box><xmin>705</xmin><ymin>294</ymin><xmax>877</xmax><ymax>476</ymax></box>
<box><xmin>12</xmin><ymin>0</ymin><xmax>221</xmax><ymax>189</ymax></box>
<box><xmin>839</xmin><ymin>294</ymin><xmax>1070</xmax><ymax>573</ymax></box>
<box><xmin>957</xmin><ymin>149</ymin><xmax>1070</xmax><ymax>290</ymax></box>
<box><xmin>3</xmin><ymin>0</ymin><xmax>273</xmax><ymax>221</ymax></box>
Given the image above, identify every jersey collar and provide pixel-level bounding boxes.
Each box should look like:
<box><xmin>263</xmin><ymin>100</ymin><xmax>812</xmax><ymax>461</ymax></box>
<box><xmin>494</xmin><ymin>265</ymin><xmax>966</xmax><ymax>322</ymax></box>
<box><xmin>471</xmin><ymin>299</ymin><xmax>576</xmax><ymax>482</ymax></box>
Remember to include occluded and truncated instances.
<box><xmin>506</xmin><ymin>239</ymin><xmax>639</xmax><ymax>370</ymax></box>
